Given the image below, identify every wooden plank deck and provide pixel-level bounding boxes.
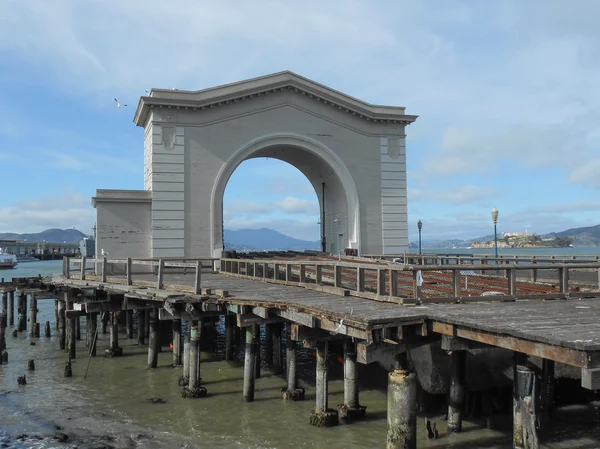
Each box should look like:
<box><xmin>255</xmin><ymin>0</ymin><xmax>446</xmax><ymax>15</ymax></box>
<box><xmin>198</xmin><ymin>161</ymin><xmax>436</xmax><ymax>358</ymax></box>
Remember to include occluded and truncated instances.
<box><xmin>51</xmin><ymin>270</ymin><xmax>600</xmax><ymax>366</ymax></box>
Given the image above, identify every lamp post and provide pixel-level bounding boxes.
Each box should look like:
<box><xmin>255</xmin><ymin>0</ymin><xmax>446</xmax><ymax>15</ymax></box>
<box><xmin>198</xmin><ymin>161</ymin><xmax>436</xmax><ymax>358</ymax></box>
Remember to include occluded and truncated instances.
<box><xmin>491</xmin><ymin>207</ymin><xmax>499</xmax><ymax>259</ymax></box>
<box><xmin>417</xmin><ymin>220</ymin><xmax>423</xmax><ymax>255</ymax></box>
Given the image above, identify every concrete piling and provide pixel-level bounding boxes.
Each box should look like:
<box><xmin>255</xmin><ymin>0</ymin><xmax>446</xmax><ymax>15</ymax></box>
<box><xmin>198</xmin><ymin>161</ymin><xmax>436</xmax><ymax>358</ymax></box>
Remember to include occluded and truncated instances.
<box><xmin>147</xmin><ymin>308</ymin><xmax>159</xmax><ymax>369</ymax></box>
<box><xmin>181</xmin><ymin>322</ymin><xmax>207</xmax><ymax>398</ymax></box>
<box><xmin>180</xmin><ymin>320</ymin><xmax>190</xmax><ymax>386</ymax></box>
<box><xmin>1</xmin><ymin>292</ymin><xmax>7</xmax><ymax>325</ymax></box>
<box><xmin>243</xmin><ymin>324</ymin><xmax>258</xmax><ymax>402</ymax></box>
<box><xmin>254</xmin><ymin>324</ymin><xmax>261</xmax><ymax>379</ymax></box>
<box><xmin>44</xmin><ymin>320</ymin><xmax>50</xmax><ymax>337</ymax></box>
<box><xmin>225</xmin><ymin>314</ymin><xmax>234</xmax><ymax>361</ymax></box>
<box><xmin>387</xmin><ymin>354</ymin><xmax>417</xmax><ymax>449</ymax></box>
<box><xmin>34</xmin><ymin>323</ymin><xmax>40</xmax><ymax>338</ymax></box>
<box><xmin>173</xmin><ymin>319</ymin><xmax>181</xmax><ymax>366</ymax></box>
<box><xmin>514</xmin><ymin>364</ymin><xmax>539</xmax><ymax>449</ymax></box>
<box><xmin>282</xmin><ymin>327</ymin><xmax>304</xmax><ymax>400</ymax></box>
<box><xmin>0</xmin><ymin>313</ymin><xmax>6</xmax><ymax>359</ymax></box>
<box><xmin>310</xmin><ymin>341</ymin><xmax>338</xmax><ymax>427</ymax></box>
<box><xmin>101</xmin><ymin>313</ymin><xmax>108</xmax><ymax>334</ymax></box>
<box><xmin>107</xmin><ymin>312</ymin><xmax>122</xmax><ymax>357</ymax></box>
<box><xmin>58</xmin><ymin>300</ymin><xmax>66</xmax><ymax>350</ymax></box>
<box><xmin>265</xmin><ymin>323</ymin><xmax>273</xmax><ymax>366</ymax></box>
<box><xmin>448</xmin><ymin>350</ymin><xmax>467</xmax><ymax>433</ymax></box>
<box><xmin>137</xmin><ymin>310</ymin><xmax>145</xmax><ymax>346</ymax></box>
<box><xmin>339</xmin><ymin>339</ymin><xmax>366</xmax><ymax>421</ymax></box>
<box><xmin>8</xmin><ymin>291</ymin><xmax>14</xmax><ymax>326</ymax></box>
<box><xmin>76</xmin><ymin>316</ymin><xmax>81</xmax><ymax>341</ymax></box>
<box><xmin>272</xmin><ymin>323</ymin><xmax>283</xmax><ymax>375</ymax></box>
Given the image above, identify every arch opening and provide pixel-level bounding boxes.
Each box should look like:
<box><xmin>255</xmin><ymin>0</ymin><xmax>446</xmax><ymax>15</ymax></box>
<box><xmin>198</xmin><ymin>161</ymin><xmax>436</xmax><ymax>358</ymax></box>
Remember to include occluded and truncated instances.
<box><xmin>211</xmin><ymin>134</ymin><xmax>361</xmax><ymax>258</ymax></box>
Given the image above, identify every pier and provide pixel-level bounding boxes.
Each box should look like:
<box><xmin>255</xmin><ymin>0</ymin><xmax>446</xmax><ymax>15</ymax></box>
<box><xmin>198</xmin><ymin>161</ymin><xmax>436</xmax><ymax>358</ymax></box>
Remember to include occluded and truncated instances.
<box><xmin>2</xmin><ymin>253</ymin><xmax>599</xmax><ymax>448</ymax></box>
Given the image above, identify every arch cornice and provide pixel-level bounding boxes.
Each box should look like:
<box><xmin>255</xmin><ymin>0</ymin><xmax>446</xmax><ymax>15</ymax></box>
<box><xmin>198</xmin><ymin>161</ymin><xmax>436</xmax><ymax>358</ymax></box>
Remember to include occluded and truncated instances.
<box><xmin>210</xmin><ymin>133</ymin><xmax>361</xmax><ymax>256</ymax></box>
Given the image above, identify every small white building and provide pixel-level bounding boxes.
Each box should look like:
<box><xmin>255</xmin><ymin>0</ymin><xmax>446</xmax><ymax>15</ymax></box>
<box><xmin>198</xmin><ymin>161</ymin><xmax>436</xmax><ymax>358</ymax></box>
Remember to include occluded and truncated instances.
<box><xmin>93</xmin><ymin>72</ymin><xmax>417</xmax><ymax>260</ymax></box>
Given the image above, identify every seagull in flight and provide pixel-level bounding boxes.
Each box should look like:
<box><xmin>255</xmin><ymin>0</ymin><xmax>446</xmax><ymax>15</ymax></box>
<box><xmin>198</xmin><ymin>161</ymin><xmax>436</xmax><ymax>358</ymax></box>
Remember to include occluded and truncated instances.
<box><xmin>114</xmin><ymin>98</ymin><xmax>127</xmax><ymax>108</ymax></box>
<box><xmin>101</xmin><ymin>249</ymin><xmax>109</xmax><ymax>256</ymax></box>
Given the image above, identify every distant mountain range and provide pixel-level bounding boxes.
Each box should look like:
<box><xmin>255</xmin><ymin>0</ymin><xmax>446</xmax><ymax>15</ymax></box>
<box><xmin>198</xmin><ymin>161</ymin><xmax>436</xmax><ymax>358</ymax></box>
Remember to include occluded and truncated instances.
<box><xmin>0</xmin><ymin>228</ymin><xmax>87</xmax><ymax>244</ymax></box>
<box><xmin>224</xmin><ymin>228</ymin><xmax>319</xmax><ymax>251</ymax></box>
<box><xmin>1</xmin><ymin>223</ymin><xmax>598</xmax><ymax>250</ymax></box>
<box><xmin>416</xmin><ymin>224</ymin><xmax>600</xmax><ymax>248</ymax></box>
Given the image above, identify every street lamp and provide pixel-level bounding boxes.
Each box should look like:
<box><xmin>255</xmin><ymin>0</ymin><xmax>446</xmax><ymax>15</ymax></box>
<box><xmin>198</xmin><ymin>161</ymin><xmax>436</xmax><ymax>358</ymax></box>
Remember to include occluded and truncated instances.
<box><xmin>491</xmin><ymin>207</ymin><xmax>499</xmax><ymax>259</ymax></box>
<box><xmin>417</xmin><ymin>220</ymin><xmax>423</xmax><ymax>255</ymax></box>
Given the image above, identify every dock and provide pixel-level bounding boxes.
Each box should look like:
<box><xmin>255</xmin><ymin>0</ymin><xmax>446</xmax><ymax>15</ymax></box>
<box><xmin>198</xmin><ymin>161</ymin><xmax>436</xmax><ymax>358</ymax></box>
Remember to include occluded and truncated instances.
<box><xmin>2</xmin><ymin>253</ymin><xmax>600</xmax><ymax>448</ymax></box>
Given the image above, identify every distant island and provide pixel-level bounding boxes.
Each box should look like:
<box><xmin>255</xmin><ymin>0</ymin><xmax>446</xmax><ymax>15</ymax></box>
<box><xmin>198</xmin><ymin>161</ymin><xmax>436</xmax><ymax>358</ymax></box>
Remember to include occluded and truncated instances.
<box><xmin>472</xmin><ymin>234</ymin><xmax>573</xmax><ymax>249</ymax></box>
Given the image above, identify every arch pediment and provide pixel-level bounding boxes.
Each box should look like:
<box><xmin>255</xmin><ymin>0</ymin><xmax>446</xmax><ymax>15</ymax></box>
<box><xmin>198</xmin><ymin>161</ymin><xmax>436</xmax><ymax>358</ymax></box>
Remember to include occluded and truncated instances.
<box><xmin>134</xmin><ymin>71</ymin><xmax>417</xmax><ymax>128</ymax></box>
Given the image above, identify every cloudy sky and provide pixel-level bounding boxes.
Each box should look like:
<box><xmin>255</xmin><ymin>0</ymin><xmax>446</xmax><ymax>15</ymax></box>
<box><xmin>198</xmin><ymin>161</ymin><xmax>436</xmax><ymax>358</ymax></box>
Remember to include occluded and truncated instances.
<box><xmin>0</xmin><ymin>0</ymin><xmax>599</xmax><ymax>242</ymax></box>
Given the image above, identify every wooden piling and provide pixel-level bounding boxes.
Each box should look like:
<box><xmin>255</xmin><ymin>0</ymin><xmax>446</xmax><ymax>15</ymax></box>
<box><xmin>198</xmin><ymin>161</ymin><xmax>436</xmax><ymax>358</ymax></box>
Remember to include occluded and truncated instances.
<box><xmin>1</xmin><ymin>292</ymin><xmax>7</xmax><ymax>325</ymax></box>
<box><xmin>310</xmin><ymin>341</ymin><xmax>338</xmax><ymax>427</ymax></box>
<box><xmin>243</xmin><ymin>324</ymin><xmax>258</xmax><ymax>402</ymax></box>
<box><xmin>282</xmin><ymin>325</ymin><xmax>304</xmax><ymax>400</ymax></box>
<box><xmin>89</xmin><ymin>313</ymin><xmax>98</xmax><ymax>356</ymax></box>
<box><xmin>58</xmin><ymin>299</ymin><xmax>66</xmax><ymax>350</ymax></box>
<box><xmin>181</xmin><ymin>320</ymin><xmax>190</xmax><ymax>384</ymax></box>
<box><xmin>144</xmin><ymin>308</ymin><xmax>150</xmax><ymax>339</ymax></box>
<box><xmin>225</xmin><ymin>314</ymin><xmax>234</xmax><ymax>361</ymax></box>
<box><xmin>107</xmin><ymin>312</ymin><xmax>122</xmax><ymax>356</ymax></box>
<box><xmin>513</xmin><ymin>364</ymin><xmax>539</xmax><ymax>449</ymax></box>
<box><xmin>272</xmin><ymin>323</ymin><xmax>283</xmax><ymax>375</ymax></box>
<box><xmin>8</xmin><ymin>291</ymin><xmax>14</xmax><ymax>326</ymax></box>
<box><xmin>125</xmin><ymin>309</ymin><xmax>132</xmax><ymax>339</ymax></box>
<box><xmin>17</xmin><ymin>293</ymin><xmax>27</xmax><ymax>332</ymax></box>
<box><xmin>101</xmin><ymin>312</ymin><xmax>108</xmax><ymax>334</ymax></box>
<box><xmin>34</xmin><ymin>323</ymin><xmax>40</xmax><ymax>338</ymax></box>
<box><xmin>147</xmin><ymin>308</ymin><xmax>158</xmax><ymax>369</ymax></box>
<box><xmin>448</xmin><ymin>350</ymin><xmax>467</xmax><ymax>433</ymax></box>
<box><xmin>387</xmin><ymin>354</ymin><xmax>417</xmax><ymax>449</ymax></box>
<box><xmin>29</xmin><ymin>296</ymin><xmax>37</xmax><ymax>338</ymax></box>
<box><xmin>0</xmin><ymin>312</ymin><xmax>6</xmax><ymax>356</ymax></box>
<box><xmin>68</xmin><ymin>314</ymin><xmax>76</xmax><ymax>359</ymax></box>
<box><xmin>75</xmin><ymin>316</ymin><xmax>81</xmax><ymax>341</ymax></box>
<box><xmin>172</xmin><ymin>319</ymin><xmax>181</xmax><ymax>366</ymax></box>
<box><xmin>265</xmin><ymin>323</ymin><xmax>273</xmax><ymax>366</ymax></box>
<box><xmin>339</xmin><ymin>339</ymin><xmax>366</xmax><ymax>421</ymax></box>
<box><xmin>539</xmin><ymin>359</ymin><xmax>555</xmax><ymax>430</ymax></box>
<box><xmin>44</xmin><ymin>321</ymin><xmax>51</xmax><ymax>338</ymax></box>
<box><xmin>254</xmin><ymin>324</ymin><xmax>261</xmax><ymax>379</ymax></box>
<box><xmin>137</xmin><ymin>310</ymin><xmax>145</xmax><ymax>345</ymax></box>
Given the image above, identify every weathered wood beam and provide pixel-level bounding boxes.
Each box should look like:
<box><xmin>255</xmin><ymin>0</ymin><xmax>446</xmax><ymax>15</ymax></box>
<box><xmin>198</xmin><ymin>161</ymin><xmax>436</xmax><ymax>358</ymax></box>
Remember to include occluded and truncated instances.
<box><xmin>441</xmin><ymin>335</ymin><xmax>494</xmax><ymax>351</ymax></box>
<box><xmin>274</xmin><ymin>309</ymin><xmax>316</xmax><ymax>328</ymax></box>
<box><xmin>356</xmin><ymin>341</ymin><xmax>406</xmax><ymax>365</ymax></box>
<box><xmin>237</xmin><ymin>314</ymin><xmax>284</xmax><ymax>328</ymax></box>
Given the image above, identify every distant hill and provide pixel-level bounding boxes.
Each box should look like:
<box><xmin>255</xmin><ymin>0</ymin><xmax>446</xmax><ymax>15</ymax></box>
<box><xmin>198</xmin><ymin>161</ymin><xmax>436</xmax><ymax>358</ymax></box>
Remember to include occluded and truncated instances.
<box><xmin>0</xmin><ymin>228</ymin><xmax>87</xmax><ymax>244</ymax></box>
<box><xmin>545</xmin><ymin>224</ymin><xmax>600</xmax><ymax>247</ymax></box>
<box><xmin>224</xmin><ymin>228</ymin><xmax>319</xmax><ymax>251</ymax></box>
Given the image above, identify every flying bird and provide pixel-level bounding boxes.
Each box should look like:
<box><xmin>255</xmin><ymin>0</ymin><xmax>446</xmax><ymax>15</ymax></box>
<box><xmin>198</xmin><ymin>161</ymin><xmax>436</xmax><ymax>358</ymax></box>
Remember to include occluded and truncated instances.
<box><xmin>114</xmin><ymin>98</ymin><xmax>127</xmax><ymax>108</ymax></box>
<box><xmin>101</xmin><ymin>249</ymin><xmax>109</xmax><ymax>256</ymax></box>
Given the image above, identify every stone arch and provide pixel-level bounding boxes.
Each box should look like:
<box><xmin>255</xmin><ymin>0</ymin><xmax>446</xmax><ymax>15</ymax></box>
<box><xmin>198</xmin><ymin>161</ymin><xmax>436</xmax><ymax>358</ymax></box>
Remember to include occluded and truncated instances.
<box><xmin>210</xmin><ymin>133</ymin><xmax>361</xmax><ymax>257</ymax></box>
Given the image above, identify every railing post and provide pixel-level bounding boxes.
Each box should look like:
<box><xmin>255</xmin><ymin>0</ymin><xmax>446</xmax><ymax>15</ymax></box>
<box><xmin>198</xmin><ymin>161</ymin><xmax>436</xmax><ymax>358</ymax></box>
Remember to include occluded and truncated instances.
<box><xmin>377</xmin><ymin>269</ymin><xmax>386</xmax><ymax>296</ymax></box>
<box><xmin>357</xmin><ymin>267</ymin><xmax>365</xmax><ymax>292</ymax></box>
<box><xmin>273</xmin><ymin>263</ymin><xmax>279</xmax><ymax>281</ymax></box>
<box><xmin>195</xmin><ymin>261</ymin><xmax>202</xmax><ymax>294</ymax></box>
<box><xmin>300</xmin><ymin>264</ymin><xmax>306</xmax><ymax>283</ymax></box>
<box><xmin>413</xmin><ymin>270</ymin><xmax>422</xmax><ymax>302</ymax></box>
<box><xmin>335</xmin><ymin>265</ymin><xmax>342</xmax><ymax>288</ymax></box>
<box><xmin>286</xmin><ymin>264</ymin><xmax>292</xmax><ymax>282</ymax></box>
<box><xmin>559</xmin><ymin>266</ymin><xmax>569</xmax><ymax>294</ymax></box>
<box><xmin>453</xmin><ymin>269</ymin><xmax>461</xmax><ymax>298</ymax></box>
<box><xmin>80</xmin><ymin>256</ymin><xmax>87</xmax><ymax>280</ymax></box>
<box><xmin>508</xmin><ymin>268</ymin><xmax>517</xmax><ymax>296</ymax></box>
<box><xmin>156</xmin><ymin>259</ymin><xmax>164</xmax><ymax>290</ymax></box>
<box><xmin>390</xmin><ymin>269</ymin><xmax>398</xmax><ymax>296</ymax></box>
<box><xmin>101</xmin><ymin>257</ymin><xmax>107</xmax><ymax>282</ymax></box>
<box><xmin>62</xmin><ymin>256</ymin><xmax>68</xmax><ymax>277</ymax></box>
<box><xmin>126</xmin><ymin>258</ymin><xmax>132</xmax><ymax>285</ymax></box>
<box><xmin>316</xmin><ymin>265</ymin><xmax>323</xmax><ymax>285</ymax></box>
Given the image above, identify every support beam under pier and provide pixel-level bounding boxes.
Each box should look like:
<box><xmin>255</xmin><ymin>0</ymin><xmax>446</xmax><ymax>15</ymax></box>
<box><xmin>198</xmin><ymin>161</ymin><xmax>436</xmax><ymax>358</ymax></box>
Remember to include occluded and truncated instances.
<box><xmin>310</xmin><ymin>341</ymin><xmax>338</xmax><ymax>427</ymax></box>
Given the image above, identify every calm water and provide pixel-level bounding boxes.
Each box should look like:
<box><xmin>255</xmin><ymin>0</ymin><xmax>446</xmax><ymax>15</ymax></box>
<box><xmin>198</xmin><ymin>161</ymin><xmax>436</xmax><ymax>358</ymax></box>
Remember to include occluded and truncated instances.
<box><xmin>1</xmin><ymin>260</ymin><xmax>600</xmax><ymax>448</ymax></box>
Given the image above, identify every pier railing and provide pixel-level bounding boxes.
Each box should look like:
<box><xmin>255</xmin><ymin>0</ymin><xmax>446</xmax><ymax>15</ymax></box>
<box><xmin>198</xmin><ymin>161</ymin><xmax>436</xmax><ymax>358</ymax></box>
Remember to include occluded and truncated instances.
<box><xmin>364</xmin><ymin>253</ymin><xmax>600</xmax><ymax>266</ymax></box>
<box><xmin>218</xmin><ymin>257</ymin><xmax>600</xmax><ymax>305</ymax></box>
<box><xmin>62</xmin><ymin>256</ymin><xmax>600</xmax><ymax>305</ymax></box>
<box><xmin>63</xmin><ymin>257</ymin><xmax>218</xmax><ymax>294</ymax></box>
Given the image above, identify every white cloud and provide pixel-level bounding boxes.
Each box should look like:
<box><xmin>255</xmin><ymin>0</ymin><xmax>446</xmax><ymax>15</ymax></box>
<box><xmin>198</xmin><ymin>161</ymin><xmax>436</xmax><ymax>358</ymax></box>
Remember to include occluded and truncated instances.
<box><xmin>274</xmin><ymin>197</ymin><xmax>319</xmax><ymax>215</ymax></box>
<box><xmin>569</xmin><ymin>160</ymin><xmax>600</xmax><ymax>190</ymax></box>
<box><xmin>0</xmin><ymin>190</ymin><xmax>95</xmax><ymax>234</ymax></box>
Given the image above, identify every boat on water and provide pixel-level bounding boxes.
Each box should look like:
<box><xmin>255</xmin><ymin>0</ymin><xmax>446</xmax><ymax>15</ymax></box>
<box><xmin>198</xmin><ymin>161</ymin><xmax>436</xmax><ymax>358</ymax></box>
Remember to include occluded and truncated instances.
<box><xmin>0</xmin><ymin>248</ymin><xmax>17</xmax><ymax>269</ymax></box>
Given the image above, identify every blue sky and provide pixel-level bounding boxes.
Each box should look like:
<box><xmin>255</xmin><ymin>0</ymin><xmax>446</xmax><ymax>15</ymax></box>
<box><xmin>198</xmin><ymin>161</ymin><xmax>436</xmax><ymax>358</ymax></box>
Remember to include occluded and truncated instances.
<box><xmin>0</xmin><ymin>0</ymin><xmax>599</xmax><ymax>242</ymax></box>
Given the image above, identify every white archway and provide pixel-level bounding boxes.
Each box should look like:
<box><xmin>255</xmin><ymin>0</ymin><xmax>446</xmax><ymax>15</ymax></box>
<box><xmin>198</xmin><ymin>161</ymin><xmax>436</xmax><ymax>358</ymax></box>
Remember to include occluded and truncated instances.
<box><xmin>210</xmin><ymin>133</ymin><xmax>361</xmax><ymax>257</ymax></box>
